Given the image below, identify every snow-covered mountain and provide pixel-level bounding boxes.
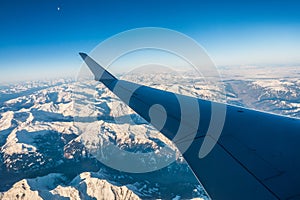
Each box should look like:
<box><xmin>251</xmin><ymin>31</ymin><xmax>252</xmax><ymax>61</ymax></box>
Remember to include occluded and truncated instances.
<box><xmin>0</xmin><ymin>77</ymin><xmax>207</xmax><ymax>200</ymax></box>
<box><xmin>0</xmin><ymin>66</ymin><xmax>299</xmax><ymax>199</ymax></box>
<box><xmin>1</xmin><ymin>172</ymin><xmax>140</xmax><ymax>200</ymax></box>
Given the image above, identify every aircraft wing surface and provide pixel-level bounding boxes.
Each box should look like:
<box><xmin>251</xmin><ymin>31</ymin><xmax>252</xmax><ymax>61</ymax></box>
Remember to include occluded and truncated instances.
<box><xmin>80</xmin><ymin>53</ymin><xmax>300</xmax><ymax>200</ymax></box>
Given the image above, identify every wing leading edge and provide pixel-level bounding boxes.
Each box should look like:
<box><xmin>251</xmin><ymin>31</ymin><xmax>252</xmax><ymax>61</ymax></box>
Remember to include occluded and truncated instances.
<box><xmin>80</xmin><ymin>53</ymin><xmax>300</xmax><ymax>200</ymax></box>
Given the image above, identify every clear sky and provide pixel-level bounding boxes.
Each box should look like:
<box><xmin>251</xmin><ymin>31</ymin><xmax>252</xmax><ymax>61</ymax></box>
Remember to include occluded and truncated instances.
<box><xmin>0</xmin><ymin>0</ymin><xmax>300</xmax><ymax>82</ymax></box>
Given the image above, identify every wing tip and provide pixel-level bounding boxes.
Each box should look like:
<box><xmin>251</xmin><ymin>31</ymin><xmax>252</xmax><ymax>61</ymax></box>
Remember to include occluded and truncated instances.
<box><xmin>79</xmin><ymin>52</ymin><xmax>88</xmax><ymax>59</ymax></box>
<box><xmin>79</xmin><ymin>52</ymin><xmax>118</xmax><ymax>85</ymax></box>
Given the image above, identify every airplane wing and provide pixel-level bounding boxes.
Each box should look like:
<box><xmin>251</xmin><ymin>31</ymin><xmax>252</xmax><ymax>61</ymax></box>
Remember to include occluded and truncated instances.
<box><xmin>79</xmin><ymin>52</ymin><xmax>300</xmax><ymax>200</ymax></box>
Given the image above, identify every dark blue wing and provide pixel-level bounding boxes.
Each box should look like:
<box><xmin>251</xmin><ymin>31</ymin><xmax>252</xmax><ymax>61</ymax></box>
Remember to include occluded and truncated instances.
<box><xmin>80</xmin><ymin>53</ymin><xmax>300</xmax><ymax>200</ymax></box>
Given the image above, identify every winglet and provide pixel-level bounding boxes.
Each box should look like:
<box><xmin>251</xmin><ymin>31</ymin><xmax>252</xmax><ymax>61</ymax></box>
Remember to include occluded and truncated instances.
<box><xmin>79</xmin><ymin>52</ymin><xmax>88</xmax><ymax>59</ymax></box>
<box><xmin>79</xmin><ymin>52</ymin><xmax>117</xmax><ymax>87</ymax></box>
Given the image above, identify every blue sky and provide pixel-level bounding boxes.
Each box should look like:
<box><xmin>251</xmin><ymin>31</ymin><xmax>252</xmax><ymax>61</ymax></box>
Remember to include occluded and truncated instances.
<box><xmin>0</xmin><ymin>0</ymin><xmax>300</xmax><ymax>82</ymax></box>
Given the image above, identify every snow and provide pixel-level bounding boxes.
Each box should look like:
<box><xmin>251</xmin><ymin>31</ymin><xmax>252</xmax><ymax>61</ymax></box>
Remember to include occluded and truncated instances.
<box><xmin>252</xmin><ymin>80</ymin><xmax>288</xmax><ymax>92</ymax></box>
<box><xmin>0</xmin><ymin>111</ymin><xmax>14</xmax><ymax>131</ymax></box>
<box><xmin>50</xmin><ymin>185</ymin><xmax>80</xmax><ymax>199</ymax></box>
<box><xmin>77</xmin><ymin>172</ymin><xmax>141</xmax><ymax>200</ymax></box>
<box><xmin>0</xmin><ymin>66</ymin><xmax>299</xmax><ymax>199</ymax></box>
<box><xmin>1</xmin><ymin>179</ymin><xmax>42</xmax><ymax>200</ymax></box>
<box><xmin>1</xmin><ymin>172</ymin><xmax>140</xmax><ymax>200</ymax></box>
